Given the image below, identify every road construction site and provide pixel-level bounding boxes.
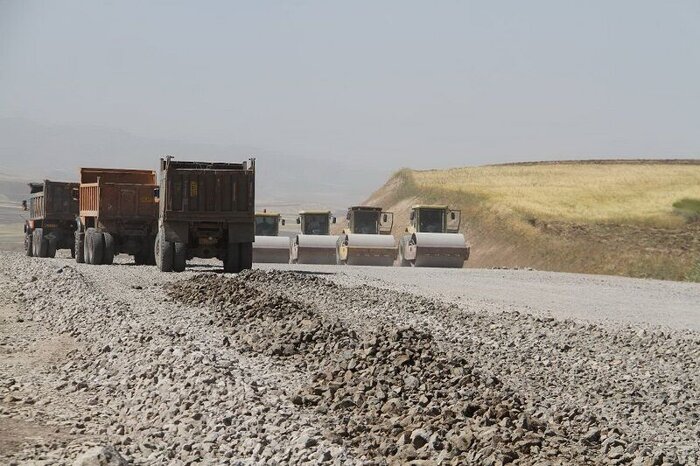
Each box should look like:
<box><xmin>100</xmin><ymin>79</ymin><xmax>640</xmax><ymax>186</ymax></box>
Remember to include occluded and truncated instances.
<box><xmin>1</xmin><ymin>251</ymin><xmax>698</xmax><ymax>465</ymax></box>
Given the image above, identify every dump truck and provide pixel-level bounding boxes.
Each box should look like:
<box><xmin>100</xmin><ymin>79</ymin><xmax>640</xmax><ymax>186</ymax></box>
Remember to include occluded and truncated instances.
<box><xmin>76</xmin><ymin>168</ymin><xmax>158</xmax><ymax>265</ymax></box>
<box><xmin>290</xmin><ymin>211</ymin><xmax>337</xmax><ymax>264</ymax></box>
<box><xmin>336</xmin><ymin>206</ymin><xmax>397</xmax><ymax>266</ymax></box>
<box><xmin>156</xmin><ymin>157</ymin><xmax>255</xmax><ymax>273</ymax></box>
<box><xmin>253</xmin><ymin>211</ymin><xmax>290</xmax><ymax>263</ymax></box>
<box><xmin>398</xmin><ymin>205</ymin><xmax>470</xmax><ymax>268</ymax></box>
<box><xmin>22</xmin><ymin>180</ymin><xmax>79</xmax><ymax>258</ymax></box>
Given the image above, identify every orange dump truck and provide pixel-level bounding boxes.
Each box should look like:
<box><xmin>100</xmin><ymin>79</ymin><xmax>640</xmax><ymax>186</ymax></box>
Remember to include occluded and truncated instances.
<box><xmin>75</xmin><ymin>168</ymin><xmax>158</xmax><ymax>265</ymax></box>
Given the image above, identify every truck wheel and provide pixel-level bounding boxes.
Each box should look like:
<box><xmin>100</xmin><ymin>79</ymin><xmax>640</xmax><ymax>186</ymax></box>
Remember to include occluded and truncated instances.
<box><xmin>239</xmin><ymin>242</ymin><xmax>252</xmax><ymax>271</ymax></box>
<box><xmin>102</xmin><ymin>232</ymin><xmax>115</xmax><ymax>265</ymax></box>
<box><xmin>155</xmin><ymin>231</ymin><xmax>174</xmax><ymax>272</ymax></box>
<box><xmin>75</xmin><ymin>231</ymin><xmax>85</xmax><ymax>263</ymax></box>
<box><xmin>224</xmin><ymin>242</ymin><xmax>241</xmax><ymax>273</ymax></box>
<box><xmin>34</xmin><ymin>229</ymin><xmax>48</xmax><ymax>258</ymax></box>
<box><xmin>173</xmin><ymin>242</ymin><xmax>187</xmax><ymax>272</ymax></box>
<box><xmin>25</xmin><ymin>233</ymin><xmax>33</xmax><ymax>257</ymax></box>
<box><xmin>146</xmin><ymin>236</ymin><xmax>156</xmax><ymax>265</ymax></box>
<box><xmin>46</xmin><ymin>237</ymin><xmax>57</xmax><ymax>258</ymax></box>
<box><xmin>86</xmin><ymin>228</ymin><xmax>104</xmax><ymax>265</ymax></box>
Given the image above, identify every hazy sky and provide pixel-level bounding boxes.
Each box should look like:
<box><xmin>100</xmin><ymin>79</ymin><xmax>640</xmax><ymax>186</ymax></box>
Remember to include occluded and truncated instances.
<box><xmin>1</xmin><ymin>0</ymin><xmax>699</xmax><ymax>170</ymax></box>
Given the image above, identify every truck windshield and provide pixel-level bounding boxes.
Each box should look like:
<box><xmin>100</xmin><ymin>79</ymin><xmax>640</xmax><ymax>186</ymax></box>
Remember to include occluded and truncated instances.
<box><xmin>352</xmin><ymin>210</ymin><xmax>379</xmax><ymax>234</ymax></box>
<box><xmin>418</xmin><ymin>209</ymin><xmax>444</xmax><ymax>233</ymax></box>
<box><xmin>302</xmin><ymin>214</ymin><xmax>329</xmax><ymax>235</ymax></box>
<box><xmin>255</xmin><ymin>216</ymin><xmax>278</xmax><ymax>236</ymax></box>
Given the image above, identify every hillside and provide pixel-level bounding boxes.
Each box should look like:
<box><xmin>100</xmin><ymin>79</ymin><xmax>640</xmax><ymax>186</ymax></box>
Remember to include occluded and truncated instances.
<box><xmin>364</xmin><ymin>160</ymin><xmax>700</xmax><ymax>282</ymax></box>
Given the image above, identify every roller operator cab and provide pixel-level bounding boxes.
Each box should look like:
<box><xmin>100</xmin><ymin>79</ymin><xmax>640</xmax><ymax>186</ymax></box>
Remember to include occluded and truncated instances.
<box><xmin>399</xmin><ymin>205</ymin><xmax>470</xmax><ymax>268</ymax></box>
<box><xmin>23</xmin><ymin>180</ymin><xmax>79</xmax><ymax>258</ymax></box>
<box><xmin>336</xmin><ymin>206</ymin><xmax>398</xmax><ymax>266</ymax></box>
<box><xmin>156</xmin><ymin>156</ymin><xmax>256</xmax><ymax>273</ymax></box>
<box><xmin>253</xmin><ymin>211</ymin><xmax>290</xmax><ymax>263</ymax></box>
<box><xmin>290</xmin><ymin>211</ymin><xmax>338</xmax><ymax>264</ymax></box>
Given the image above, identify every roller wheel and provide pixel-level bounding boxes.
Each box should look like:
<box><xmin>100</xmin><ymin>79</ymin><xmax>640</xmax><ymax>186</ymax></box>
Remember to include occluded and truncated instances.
<box><xmin>46</xmin><ymin>237</ymin><xmax>57</xmax><ymax>258</ymax></box>
<box><xmin>33</xmin><ymin>229</ymin><xmax>48</xmax><ymax>258</ymax></box>
<box><xmin>25</xmin><ymin>233</ymin><xmax>33</xmax><ymax>257</ymax></box>
<box><xmin>102</xmin><ymin>232</ymin><xmax>115</xmax><ymax>265</ymax></box>
<box><xmin>173</xmin><ymin>242</ymin><xmax>186</xmax><ymax>272</ymax></box>
<box><xmin>155</xmin><ymin>230</ymin><xmax>173</xmax><ymax>272</ymax></box>
<box><xmin>75</xmin><ymin>231</ymin><xmax>85</xmax><ymax>263</ymax></box>
<box><xmin>239</xmin><ymin>242</ymin><xmax>252</xmax><ymax>271</ymax></box>
<box><xmin>224</xmin><ymin>242</ymin><xmax>241</xmax><ymax>273</ymax></box>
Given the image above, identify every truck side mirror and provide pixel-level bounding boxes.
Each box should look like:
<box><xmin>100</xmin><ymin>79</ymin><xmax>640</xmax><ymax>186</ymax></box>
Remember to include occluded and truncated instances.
<box><xmin>21</xmin><ymin>200</ymin><xmax>27</xmax><ymax>211</ymax></box>
<box><xmin>450</xmin><ymin>212</ymin><xmax>456</xmax><ymax>220</ymax></box>
<box><xmin>296</xmin><ymin>217</ymin><xmax>301</xmax><ymax>224</ymax></box>
<box><xmin>346</xmin><ymin>212</ymin><xmax>351</xmax><ymax>220</ymax></box>
<box><xmin>332</xmin><ymin>216</ymin><xmax>336</xmax><ymax>224</ymax></box>
<box><xmin>281</xmin><ymin>219</ymin><xmax>286</xmax><ymax>226</ymax></box>
<box><xmin>382</xmin><ymin>213</ymin><xmax>388</xmax><ymax>222</ymax></box>
<box><xmin>72</xmin><ymin>188</ymin><xmax>79</xmax><ymax>201</ymax></box>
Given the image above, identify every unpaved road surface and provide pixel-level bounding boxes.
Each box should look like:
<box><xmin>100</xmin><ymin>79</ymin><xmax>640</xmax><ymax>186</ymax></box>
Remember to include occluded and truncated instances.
<box><xmin>0</xmin><ymin>250</ymin><xmax>698</xmax><ymax>465</ymax></box>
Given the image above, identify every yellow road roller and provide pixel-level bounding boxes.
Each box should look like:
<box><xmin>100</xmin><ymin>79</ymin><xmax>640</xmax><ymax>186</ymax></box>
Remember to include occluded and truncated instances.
<box><xmin>290</xmin><ymin>211</ymin><xmax>338</xmax><ymax>264</ymax></box>
<box><xmin>252</xmin><ymin>211</ymin><xmax>290</xmax><ymax>263</ymax></box>
<box><xmin>336</xmin><ymin>206</ymin><xmax>397</xmax><ymax>266</ymax></box>
<box><xmin>399</xmin><ymin>205</ymin><xmax>470</xmax><ymax>268</ymax></box>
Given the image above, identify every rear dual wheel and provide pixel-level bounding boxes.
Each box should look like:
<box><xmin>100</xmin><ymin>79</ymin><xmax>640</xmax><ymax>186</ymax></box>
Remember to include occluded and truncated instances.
<box><xmin>83</xmin><ymin>229</ymin><xmax>115</xmax><ymax>265</ymax></box>
<box><xmin>32</xmin><ymin>229</ymin><xmax>48</xmax><ymax>258</ymax></box>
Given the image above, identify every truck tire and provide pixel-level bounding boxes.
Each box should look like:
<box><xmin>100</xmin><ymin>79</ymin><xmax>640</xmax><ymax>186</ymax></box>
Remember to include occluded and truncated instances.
<box><xmin>75</xmin><ymin>231</ymin><xmax>85</xmax><ymax>263</ymax></box>
<box><xmin>34</xmin><ymin>229</ymin><xmax>48</xmax><ymax>258</ymax></box>
<box><xmin>155</xmin><ymin>231</ymin><xmax>174</xmax><ymax>272</ymax></box>
<box><xmin>25</xmin><ymin>233</ymin><xmax>33</xmax><ymax>257</ymax></box>
<box><xmin>239</xmin><ymin>242</ymin><xmax>252</xmax><ymax>271</ymax></box>
<box><xmin>102</xmin><ymin>232</ymin><xmax>115</xmax><ymax>265</ymax></box>
<box><xmin>46</xmin><ymin>237</ymin><xmax>57</xmax><ymax>258</ymax></box>
<box><xmin>173</xmin><ymin>242</ymin><xmax>187</xmax><ymax>272</ymax></box>
<box><xmin>86</xmin><ymin>228</ymin><xmax>104</xmax><ymax>265</ymax></box>
<box><xmin>146</xmin><ymin>236</ymin><xmax>156</xmax><ymax>265</ymax></box>
<box><xmin>224</xmin><ymin>242</ymin><xmax>241</xmax><ymax>273</ymax></box>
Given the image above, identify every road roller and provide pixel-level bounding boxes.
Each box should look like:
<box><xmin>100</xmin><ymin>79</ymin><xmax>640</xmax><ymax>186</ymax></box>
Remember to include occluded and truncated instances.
<box><xmin>253</xmin><ymin>211</ymin><xmax>290</xmax><ymax>263</ymax></box>
<box><xmin>290</xmin><ymin>211</ymin><xmax>338</xmax><ymax>264</ymax></box>
<box><xmin>399</xmin><ymin>205</ymin><xmax>470</xmax><ymax>268</ymax></box>
<box><xmin>336</xmin><ymin>206</ymin><xmax>397</xmax><ymax>266</ymax></box>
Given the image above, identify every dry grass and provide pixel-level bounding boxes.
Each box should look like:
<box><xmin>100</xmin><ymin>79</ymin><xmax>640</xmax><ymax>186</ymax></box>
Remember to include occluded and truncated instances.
<box><xmin>365</xmin><ymin>161</ymin><xmax>700</xmax><ymax>282</ymax></box>
<box><xmin>413</xmin><ymin>163</ymin><xmax>700</xmax><ymax>227</ymax></box>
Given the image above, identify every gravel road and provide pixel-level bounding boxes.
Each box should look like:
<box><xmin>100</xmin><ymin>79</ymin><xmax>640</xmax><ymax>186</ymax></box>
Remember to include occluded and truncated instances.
<box><xmin>1</xmin><ymin>251</ymin><xmax>698</xmax><ymax>465</ymax></box>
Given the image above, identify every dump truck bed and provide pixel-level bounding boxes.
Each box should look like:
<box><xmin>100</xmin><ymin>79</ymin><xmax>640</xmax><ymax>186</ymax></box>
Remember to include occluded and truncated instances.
<box><xmin>159</xmin><ymin>159</ymin><xmax>255</xmax><ymax>222</ymax></box>
<box><xmin>28</xmin><ymin>180</ymin><xmax>79</xmax><ymax>221</ymax></box>
<box><xmin>78</xmin><ymin>168</ymin><xmax>158</xmax><ymax>223</ymax></box>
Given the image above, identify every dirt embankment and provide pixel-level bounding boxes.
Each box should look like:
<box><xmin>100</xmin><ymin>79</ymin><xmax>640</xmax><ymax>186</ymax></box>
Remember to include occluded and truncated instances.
<box><xmin>362</xmin><ymin>164</ymin><xmax>700</xmax><ymax>282</ymax></box>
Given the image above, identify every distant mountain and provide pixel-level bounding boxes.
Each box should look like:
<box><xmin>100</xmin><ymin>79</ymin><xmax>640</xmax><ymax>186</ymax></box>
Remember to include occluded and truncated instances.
<box><xmin>0</xmin><ymin>118</ymin><xmax>385</xmax><ymax>212</ymax></box>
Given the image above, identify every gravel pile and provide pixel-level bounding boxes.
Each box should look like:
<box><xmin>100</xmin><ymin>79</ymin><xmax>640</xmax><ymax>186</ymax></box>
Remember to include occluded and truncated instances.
<box><xmin>1</xmin><ymin>252</ymin><xmax>698</xmax><ymax>465</ymax></box>
<box><xmin>167</xmin><ymin>271</ymin><xmax>699</xmax><ymax>465</ymax></box>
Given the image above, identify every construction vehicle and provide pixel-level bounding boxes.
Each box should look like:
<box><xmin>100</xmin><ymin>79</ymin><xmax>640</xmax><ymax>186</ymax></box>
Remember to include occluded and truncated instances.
<box><xmin>290</xmin><ymin>211</ymin><xmax>337</xmax><ymax>264</ymax></box>
<box><xmin>156</xmin><ymin>157</ymin><xmax>255</xmax><ymax>273</ymax></box>
<box><xmin>22</xmin><ymin>180</ymin><xmax>79</xmax><ymax>258</ymax></box>
<box><xmin>398</xmin><ymin>205</ymin><xmax>470</xmax><ymax>268</ymax></box>
<box><xmin>75</xmin><ymin>168</ymin><xmax>158</xmax><ymax>265</ymax></box>
<box><xmin>336</xmin><ymin>206</ymin><xmax>397</xmax><ymax>266</ymax></box>
<box><xmin>253</xmin><ymin>211</ymin><xmax>290</xmax><ymax>263</ymax></box>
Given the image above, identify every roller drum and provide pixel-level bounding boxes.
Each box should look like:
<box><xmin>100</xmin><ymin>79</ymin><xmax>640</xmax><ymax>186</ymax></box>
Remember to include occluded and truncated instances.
<box><xmin>337</xmin><ymin>233</ymin><xmax>397</xmax><ymax>266</ymax></box>
<box><xmin>292</xmin><ymin>234</ymin><xmax>339</xmax><ymax>264</ymax></box>
<box><xmin>253</xmin><ymin>236</ymin><xmax>291</xmax><ymax>263</ymax></box>
<box><xmin>402</xmin><ymin>232</ymin><xmax>469</xmax><ymax>268</ymax></box>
